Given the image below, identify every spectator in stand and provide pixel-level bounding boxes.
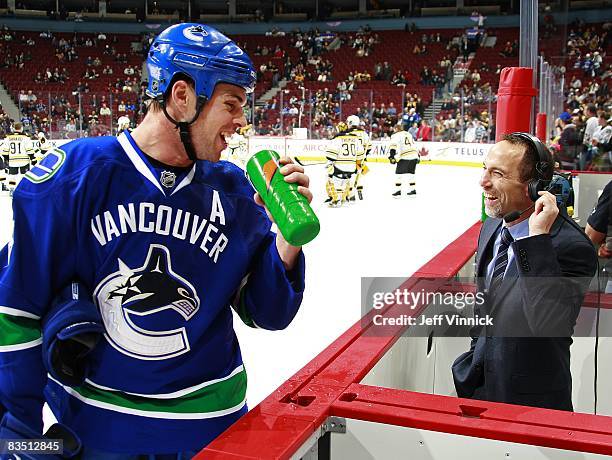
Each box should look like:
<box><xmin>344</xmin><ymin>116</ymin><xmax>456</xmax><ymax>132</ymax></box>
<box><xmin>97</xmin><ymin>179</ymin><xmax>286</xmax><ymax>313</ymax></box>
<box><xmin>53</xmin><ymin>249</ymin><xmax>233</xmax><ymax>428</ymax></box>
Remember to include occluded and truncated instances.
<box><xmin>474</xmin><ymin>119</ymin><xmax>487</xmax><ymax>143</ymax></box>
<box><xmin>403</xmin><ymin>121</ymin><xmax>417</xmax><ymax>140</ymax></box>
<box><xmin>382</xmin><ymin>61</ymin><xmax>393</xmax><ymax>81</ymax></box>
<box><xmin>402</xmin><ymin>108</ymin><xmax>420</xmax><ymax>131</ymax></box>
<box><xmin>26</xmin><ymin>90</ymin><xmax>37</xmax><ymax>104</ymax></box>
<box><xmin>583</xmin><ymin>54</ymin><xmax>594</xmax><ymax>77</ymax></box>
<box><xmin>557</xmin><ymin>111</ymin><xmax>582</xmax><ymax>169</ymax></box>
<box><xmin>443</xmin><ymin>113</ymin><xmax>457</xmax><ymax>142</ymax></box>
<box><xmin>500</xmin><ymin>41</ymin><xmax>513</xmax><ymax>58</ymax></box>
<box><xmin>592</xmin><ymin>51</ymin><xmax>603</xmax><ymax>75</ymax></box>
<box><xmin>374</xmin><ymin>62</ymin><xmax>382</xmax><ymax>80</ymax></box>
<box><xmin>464</xmin><ymin>120</ymin><xmax>476</xmax><ymax>142</ymax></box>
<box><xmin>99</xmin><ymin>103</ymin><xmax>111</xmax><ymax>117</ymax></box>
<box><xmin>417</xmin><ymin>119</ymin><xmax>432</xmax><ymax>141</ymax></box>
<box><xmin>590</xmin><ymin>113</ymin><xmax>612</xmax><ymax>170</ymax></box>
<box><xmin>391</xmin><ymin>71</ymin><xmax>407</xmax><ymax>87</ymax></box>
<box><xmin>580</xmin><ymin>104</ymin><xmax>600</xmax><ymax>169</ymax></box>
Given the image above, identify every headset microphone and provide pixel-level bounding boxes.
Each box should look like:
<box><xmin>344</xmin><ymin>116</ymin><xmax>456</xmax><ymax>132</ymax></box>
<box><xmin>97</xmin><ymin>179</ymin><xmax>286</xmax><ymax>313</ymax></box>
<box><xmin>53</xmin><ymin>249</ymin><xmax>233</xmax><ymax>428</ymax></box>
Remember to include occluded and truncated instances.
<box><xmin>503</xmin><ymin>204</ymin><xmax>535</xmax><ymax>224</ymax></box>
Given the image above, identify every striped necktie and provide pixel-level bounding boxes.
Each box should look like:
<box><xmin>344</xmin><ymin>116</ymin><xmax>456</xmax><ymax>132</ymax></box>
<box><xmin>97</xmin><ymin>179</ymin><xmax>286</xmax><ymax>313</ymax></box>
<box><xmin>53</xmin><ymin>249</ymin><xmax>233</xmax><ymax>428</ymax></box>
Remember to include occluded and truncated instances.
<box><xmin>489</xmin><ymin>227</ymin><xmax>514</xmax><ymax>296</ymax></box>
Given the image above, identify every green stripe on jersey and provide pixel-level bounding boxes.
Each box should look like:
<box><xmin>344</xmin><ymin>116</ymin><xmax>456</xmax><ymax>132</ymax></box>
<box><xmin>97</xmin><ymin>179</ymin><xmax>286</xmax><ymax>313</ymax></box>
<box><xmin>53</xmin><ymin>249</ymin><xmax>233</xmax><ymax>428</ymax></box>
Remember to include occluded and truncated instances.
<box><xmin>71</xmin><ymin>367</ymin><xmax>247</xmax><ymax>415</ymax></box>
<box><xmin>0</xmin><ymin>313</ymin><xmax>41</xmax><ymax>347</ymax></box>
<box><xmin>24</xmin><ymin>148</ymin><xmax>66</xmax><ymax>183</ymax></box>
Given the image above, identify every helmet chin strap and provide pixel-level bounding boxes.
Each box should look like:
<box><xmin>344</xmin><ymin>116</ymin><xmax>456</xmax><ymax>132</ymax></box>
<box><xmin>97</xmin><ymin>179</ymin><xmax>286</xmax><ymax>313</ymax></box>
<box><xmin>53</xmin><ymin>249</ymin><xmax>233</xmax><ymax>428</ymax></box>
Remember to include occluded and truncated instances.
<box><xmin>159</xmin><ymin>95</ymin><xmax>207</xmax><ymax>162</ymax></box>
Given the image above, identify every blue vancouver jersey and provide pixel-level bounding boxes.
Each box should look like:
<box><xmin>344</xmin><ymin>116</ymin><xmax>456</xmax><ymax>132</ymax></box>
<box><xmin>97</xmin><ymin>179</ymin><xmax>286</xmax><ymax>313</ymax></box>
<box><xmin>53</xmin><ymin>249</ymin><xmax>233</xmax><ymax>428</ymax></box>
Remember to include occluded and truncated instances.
<box><xmin>0</xmin><ymin>132</ymin><xmax>305</xmax><ymax>454</ymax></box>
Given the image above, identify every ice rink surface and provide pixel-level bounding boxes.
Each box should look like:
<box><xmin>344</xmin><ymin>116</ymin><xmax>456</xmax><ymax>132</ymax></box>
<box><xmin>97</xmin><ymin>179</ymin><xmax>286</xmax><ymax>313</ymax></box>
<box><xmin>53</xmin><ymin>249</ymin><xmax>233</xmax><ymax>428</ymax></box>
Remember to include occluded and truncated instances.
<box><xmin>0</xmin><ymin>161</ymin><xmax>483</xmax><ymax>411</ymax></box>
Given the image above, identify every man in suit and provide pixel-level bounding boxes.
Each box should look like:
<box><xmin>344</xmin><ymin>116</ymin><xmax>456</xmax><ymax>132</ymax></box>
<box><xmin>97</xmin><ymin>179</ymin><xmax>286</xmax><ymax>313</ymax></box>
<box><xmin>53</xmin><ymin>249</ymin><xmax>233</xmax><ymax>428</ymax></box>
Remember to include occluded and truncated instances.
<box><xmin>452</xmin><ymin>133</ymin><xmax>597</xmax><ymax>411</ymax></box>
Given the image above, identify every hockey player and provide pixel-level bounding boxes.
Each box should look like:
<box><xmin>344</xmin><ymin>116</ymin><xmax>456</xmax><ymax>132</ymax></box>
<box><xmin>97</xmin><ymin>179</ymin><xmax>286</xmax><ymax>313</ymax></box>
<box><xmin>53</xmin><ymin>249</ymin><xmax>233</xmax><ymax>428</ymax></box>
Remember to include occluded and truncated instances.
<box><xmin>225</xmin><ymin>124</ymin><xmax>250</xmax><ymax>168</ymax></box>
<box><xmin>0</xmin><ymin>154</ymin><xmax>5</xmax><ymax>192</ymax></box>
<box><xmin>1</xmin><ymin>121</ymin><xmax>34</xmax><ymax>192</ymax></box>
<box><xmin>347</xmin><ymin>115</ymin><xmax>371</xmax><ymax>201</ymax></box>
<box><xmin>117</xmin><ymin>115</ymin><xmax>131</xmax><ymax>134</ymax></box>
<box><xmin>32</xmin><ymin>131</ymin><xmax>51</xmax><ymax>165</ymax></box>
<box><xmin>0</xmin><ymin>23</ymin><xmax>311</xmax><ymax>458</ymax></box>
<box><xmin>324</xmin><ymin>118</ymin><xmax>366</xmax><ymax>206</ymax></box>
<box><xmin>324</xmin><ymin>121</ymin><xmax>346</xmax><ymax>205</ymax></box>
<box><xmin>389</xmin><ymin>123</ymin><xmax>419</xmax><ymax>196</ymax></box>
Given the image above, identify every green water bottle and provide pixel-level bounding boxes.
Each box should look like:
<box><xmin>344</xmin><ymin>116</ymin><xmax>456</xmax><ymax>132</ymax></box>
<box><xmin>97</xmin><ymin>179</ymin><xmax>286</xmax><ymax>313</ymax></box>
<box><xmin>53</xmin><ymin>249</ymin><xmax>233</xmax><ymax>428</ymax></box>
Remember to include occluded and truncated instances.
<box><xmin>246</xmin><ymin>150</ymin><xmax>320</xmax><ymax>246</ymax></box>
<box><xmin>481</xmin><ymin>192</ymin><xmax>488</xmax><ymax>222</ymax></box>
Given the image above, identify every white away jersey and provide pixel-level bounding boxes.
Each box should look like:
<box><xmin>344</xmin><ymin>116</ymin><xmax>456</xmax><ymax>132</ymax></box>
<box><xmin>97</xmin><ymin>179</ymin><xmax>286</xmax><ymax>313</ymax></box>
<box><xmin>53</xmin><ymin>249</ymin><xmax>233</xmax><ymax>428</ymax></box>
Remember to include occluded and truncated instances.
<box><xmin>226</xmin><ymin>133</ymin><xmax>249</xmax><ymax>168</ymax></box>
<box><xmin>389</xmin><ymin>131</ymin><xmax>418</xmax><ymax>160</ymax></box>
<box><xmin>325</xmin><ymin>130</ymin><xmax>367</xmax><ymax>173</ymax></box>
<box><xmin>2</xmin><ymin>133</ymin><xmax>34</xmax><ymax>167</ymax></box>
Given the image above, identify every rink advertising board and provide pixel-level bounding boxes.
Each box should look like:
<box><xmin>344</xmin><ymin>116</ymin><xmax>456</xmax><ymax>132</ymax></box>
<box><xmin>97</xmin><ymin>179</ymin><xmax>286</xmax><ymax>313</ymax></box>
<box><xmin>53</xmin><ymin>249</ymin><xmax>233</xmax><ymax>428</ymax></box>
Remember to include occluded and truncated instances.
<box><xmin>239</xmin><ymin>137</ymin><xmax>491</xmax><ymax>166</ymax></box>
<box><xmin>52</xmin><ymin>137</ymin><xmax>491</xmax><ymax>166</ymax></box>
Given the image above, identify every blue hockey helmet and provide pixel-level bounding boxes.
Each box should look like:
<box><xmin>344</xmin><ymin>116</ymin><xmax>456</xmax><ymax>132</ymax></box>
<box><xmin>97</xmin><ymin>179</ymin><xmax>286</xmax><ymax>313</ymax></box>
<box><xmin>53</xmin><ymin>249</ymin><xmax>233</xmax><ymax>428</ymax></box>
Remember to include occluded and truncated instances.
<box><xmin>146</xmin><ymin>23</ymin><xmax>256</xmax><ymax>102</ymax></box>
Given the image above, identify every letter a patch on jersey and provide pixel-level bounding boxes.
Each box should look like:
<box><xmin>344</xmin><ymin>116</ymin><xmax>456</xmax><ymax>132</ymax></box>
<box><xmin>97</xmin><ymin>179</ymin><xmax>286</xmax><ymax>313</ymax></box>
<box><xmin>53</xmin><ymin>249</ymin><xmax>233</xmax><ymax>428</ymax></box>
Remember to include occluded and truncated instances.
<box><xmin>25</xmin><ymin>148</ymin><xmax>66</xmax><ymax>183</ymax></box>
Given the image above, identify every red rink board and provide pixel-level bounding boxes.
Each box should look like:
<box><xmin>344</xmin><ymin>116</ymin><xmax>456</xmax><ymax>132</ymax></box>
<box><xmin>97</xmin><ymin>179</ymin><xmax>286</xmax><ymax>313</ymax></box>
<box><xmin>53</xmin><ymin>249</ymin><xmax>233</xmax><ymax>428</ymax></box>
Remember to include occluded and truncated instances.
<box><xmin>199</xmin><ymin>221</ymin><xmax>612</xmax><ymax>459</ymax></box>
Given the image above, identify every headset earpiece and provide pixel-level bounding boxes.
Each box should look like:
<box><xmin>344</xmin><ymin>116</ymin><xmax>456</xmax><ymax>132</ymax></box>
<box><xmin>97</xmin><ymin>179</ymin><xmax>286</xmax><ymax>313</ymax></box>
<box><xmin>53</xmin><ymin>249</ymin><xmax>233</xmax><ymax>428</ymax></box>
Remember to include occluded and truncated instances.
<box><xmin>510</xmin><ymin>132</ymin><xmax>553</xmax><ymax>202</ymax></box>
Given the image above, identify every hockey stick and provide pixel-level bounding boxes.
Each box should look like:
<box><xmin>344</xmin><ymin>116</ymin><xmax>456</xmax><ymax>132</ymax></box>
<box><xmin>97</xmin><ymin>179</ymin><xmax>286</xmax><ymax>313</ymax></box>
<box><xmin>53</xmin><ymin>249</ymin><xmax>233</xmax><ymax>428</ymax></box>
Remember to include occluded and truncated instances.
<box><xmin>293</xmin><ymin>157</ymin><xmax>327</xmax><ymax>166</ymax></box>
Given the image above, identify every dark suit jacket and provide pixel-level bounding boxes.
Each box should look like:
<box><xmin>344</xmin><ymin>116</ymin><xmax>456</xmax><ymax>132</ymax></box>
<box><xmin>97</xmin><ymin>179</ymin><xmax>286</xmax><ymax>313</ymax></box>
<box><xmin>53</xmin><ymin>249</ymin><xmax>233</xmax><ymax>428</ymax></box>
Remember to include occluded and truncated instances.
<box><xmin>452</xmin><ymin>214</ymin><xmax>597</xmax><ymax>411</ymax></box>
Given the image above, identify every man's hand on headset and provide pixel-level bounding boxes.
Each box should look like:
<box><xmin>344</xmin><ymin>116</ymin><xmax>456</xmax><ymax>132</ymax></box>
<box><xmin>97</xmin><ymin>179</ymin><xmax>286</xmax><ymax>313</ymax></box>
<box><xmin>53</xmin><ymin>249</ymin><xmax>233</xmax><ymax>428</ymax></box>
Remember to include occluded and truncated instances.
<box><xmin>529</xmin><ymin>191</ymin><xmax>559</xmax><ymax>236</ymax></box>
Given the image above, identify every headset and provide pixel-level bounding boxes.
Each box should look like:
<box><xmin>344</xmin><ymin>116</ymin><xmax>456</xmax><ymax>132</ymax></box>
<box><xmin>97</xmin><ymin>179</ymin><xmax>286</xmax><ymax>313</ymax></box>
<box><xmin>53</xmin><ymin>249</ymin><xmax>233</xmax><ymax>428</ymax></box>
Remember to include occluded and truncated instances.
<box><xmin>502</xmin><ymin>132</ymin><xmax>555</xmax><ymax>223</ymax></box>
<box><xmin>507</xmin><ymin>131</ymin><xmax>602</xmax><ymax>414</ymax></box>
<box><xmin>509</xmin><ymin>132</ymin><xmax>554</xmax><ymax>202</ymax></box>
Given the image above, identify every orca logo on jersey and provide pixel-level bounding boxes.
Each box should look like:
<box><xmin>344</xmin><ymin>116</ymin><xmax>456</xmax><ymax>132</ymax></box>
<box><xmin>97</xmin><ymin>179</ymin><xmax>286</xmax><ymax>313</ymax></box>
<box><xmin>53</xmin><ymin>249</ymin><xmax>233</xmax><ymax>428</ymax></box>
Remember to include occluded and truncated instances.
<box><xmin>94</xmin><ymin>244</ymin><xmax>200</xmax><ymax>360</ymax></box>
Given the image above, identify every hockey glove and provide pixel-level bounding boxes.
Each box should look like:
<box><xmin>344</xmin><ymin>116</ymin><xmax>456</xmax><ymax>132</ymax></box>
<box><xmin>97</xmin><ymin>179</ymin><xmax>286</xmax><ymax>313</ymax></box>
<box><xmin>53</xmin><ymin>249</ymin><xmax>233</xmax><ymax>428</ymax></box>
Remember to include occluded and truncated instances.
<box><xmin>389</xmin><ymin>149</ymin><xmax>397</xmax><ymax>164</ymax></box>
<box><xmin>42</xmin><ymin>282</ymin><xmax>104</xmax><ymax>387</ymax></box>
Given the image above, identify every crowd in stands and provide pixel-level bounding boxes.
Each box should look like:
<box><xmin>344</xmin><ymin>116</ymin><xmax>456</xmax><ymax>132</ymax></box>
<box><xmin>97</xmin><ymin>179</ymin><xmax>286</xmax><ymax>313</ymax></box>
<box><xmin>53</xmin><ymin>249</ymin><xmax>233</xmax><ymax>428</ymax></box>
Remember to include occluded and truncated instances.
<box><xmin>0</xmin><ymin>24</ymin><xmax>148</xmax><ymax>138</ymax></box>
<box><xmin>244</xmin><ymin>25</ymin><xmax>462</xmax><ymax>139</ymax></box>
<box><xmin>0</xmin><ymin>18</ymin><xmax>609</xmax><ymax>163</ymax></box>
<box><xmin>545</xmin><ymin>21</ymin><xmax>612</xmax><ymax>171</ymax></box>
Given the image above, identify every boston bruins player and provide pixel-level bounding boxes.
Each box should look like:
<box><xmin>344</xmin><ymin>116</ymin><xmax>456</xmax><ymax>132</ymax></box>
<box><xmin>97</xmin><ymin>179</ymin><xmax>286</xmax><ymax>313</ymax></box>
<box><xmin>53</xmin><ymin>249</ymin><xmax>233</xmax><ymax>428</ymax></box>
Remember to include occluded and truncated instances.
<box><xmin>346</xmin><ymin>115</ymin><xmax>371</xmax><ymax>201</ymax></box>
<box><xmin>325</xmin><ymin>118</ymin><xmax>366</xmax><ymax>207</ymax></box>
<box><xmin>1</xmin><ymin>122</ymin><xmax>34</xmax><ymax>191</ymax></box>
<box><xmin>0</xmin><ymin>153</ymin><xmax>5</xmax><ymax>192</ymax></box>
<box><xmin>389</xmin><ymin>123</ymin><xmax>419</xmax><ymax>196</ymax></box>
<box><xmin>117</xmin><ymin>115</ymin><xmax>131</xmax><ymax>134</ymax></box>
<box><xmin>225</xmin><ymin>125</ymin><xmax>250</xmax><ymax>168</ymax></box>
<box><xmin>32</xmin><ymin>132</ymin><xmax>52</xmax><ymax>165</ymax></box>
